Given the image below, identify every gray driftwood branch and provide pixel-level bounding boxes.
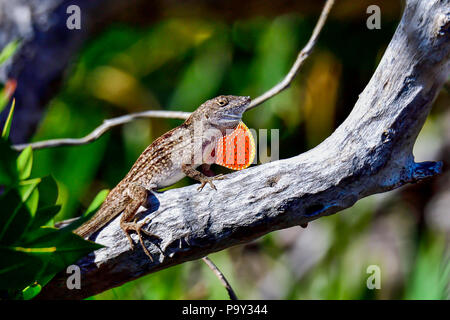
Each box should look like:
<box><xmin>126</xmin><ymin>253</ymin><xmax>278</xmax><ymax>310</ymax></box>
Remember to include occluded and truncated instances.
<box><xmin>38</xmin><ymin>0</ymin><xmax>450</xmax><ymax>299</ymax></box>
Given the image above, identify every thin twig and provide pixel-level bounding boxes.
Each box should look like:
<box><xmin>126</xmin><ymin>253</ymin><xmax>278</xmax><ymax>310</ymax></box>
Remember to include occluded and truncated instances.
<box><xmin>202</xmin><ymin>256</ymin><xmax>238</xmax><ymax>300</ymax></box>
<box><xmin>11</xmin><ymin>110</ymin><xmax>191</xmax><ymax>151</ymax></box>
<box><xmin>11</xmin><ymin>0</ymin><xmax>334</xmax><ymax>152</ymax></box>
<box><xmin>246</xmin><ymin>0</ymin><xmax>335</xmax><ymax>111</ymax></box>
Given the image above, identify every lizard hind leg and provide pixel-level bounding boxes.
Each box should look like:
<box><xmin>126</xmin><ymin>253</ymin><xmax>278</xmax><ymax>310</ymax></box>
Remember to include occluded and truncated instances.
<box><xmin>182</xmin><ymin>163</ymin><xmax>226</xmax><ymax>191</ymax></box>
<box><xmin>120</xmin><ymin>183</ymin><xmax>157</xmax><ymax>262</ymax></box>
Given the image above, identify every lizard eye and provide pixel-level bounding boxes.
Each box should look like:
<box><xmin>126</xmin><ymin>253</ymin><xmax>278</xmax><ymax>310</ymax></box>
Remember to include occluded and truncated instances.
<box><xmin>217</xmin><ymin>97</ymin><xmax>228</xmax><ymax>107</ymax></box>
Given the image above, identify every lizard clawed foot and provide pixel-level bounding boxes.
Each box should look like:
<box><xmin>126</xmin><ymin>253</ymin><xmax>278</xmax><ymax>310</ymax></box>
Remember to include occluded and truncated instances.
<box><xmin>121</xmin><ymin>220</ymin><xmax>159</xmax><ymax>262</ymax></box>
<box><xmin>197</xmin><ymin>174</ymin><xmax>226</xmax><ymax>191</ymax></box>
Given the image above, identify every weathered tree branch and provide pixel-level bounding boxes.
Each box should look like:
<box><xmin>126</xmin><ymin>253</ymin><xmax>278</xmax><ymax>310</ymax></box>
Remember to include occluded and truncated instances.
<box><xmin>38</xmin><ymin>0</ymin><xmax>449</xmax><ymax>299</ymax></box>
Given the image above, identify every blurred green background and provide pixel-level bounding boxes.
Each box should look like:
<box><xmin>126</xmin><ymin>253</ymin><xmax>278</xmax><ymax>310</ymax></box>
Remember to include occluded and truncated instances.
<box><xmin>24</xmin><ymin>1</ymin><xmax>449</xmax><ymax>299</ymax></box>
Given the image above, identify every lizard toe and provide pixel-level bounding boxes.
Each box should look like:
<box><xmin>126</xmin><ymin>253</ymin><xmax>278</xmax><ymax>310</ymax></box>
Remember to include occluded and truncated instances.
<box><xmin>208</xmin><ymin>180</ymin><xmax>217</xmax><ymax>190</ymax></box>
<box><xmin>197</xmin><ymin>182</ymin><xmax>207</xmax><ymax>191</ymax></box>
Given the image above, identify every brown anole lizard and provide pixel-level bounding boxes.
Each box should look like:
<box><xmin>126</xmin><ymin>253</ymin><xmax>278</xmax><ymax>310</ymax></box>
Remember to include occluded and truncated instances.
<box><xmin>74</xmin><ymin>95</ymin><xmax>251</xmax><ymax>261</ymax></box>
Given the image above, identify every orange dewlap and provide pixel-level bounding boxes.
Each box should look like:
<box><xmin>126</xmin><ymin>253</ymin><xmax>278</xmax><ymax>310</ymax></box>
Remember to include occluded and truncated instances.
<box><xmin>215</xmin><ymin>121</ymin><xmax>256</xmax><ymax>170</ymax></box>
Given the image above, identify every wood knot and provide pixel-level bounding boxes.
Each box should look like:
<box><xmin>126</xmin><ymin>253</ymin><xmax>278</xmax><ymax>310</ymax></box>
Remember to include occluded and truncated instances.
<box><xmin>266</xmin><ymin>175</ymin><xmax>280</xmax><ymax>187</ymax></box>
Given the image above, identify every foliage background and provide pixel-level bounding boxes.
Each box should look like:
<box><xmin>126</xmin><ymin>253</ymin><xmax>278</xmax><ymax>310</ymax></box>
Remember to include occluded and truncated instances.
<box><xmin>3</xmin><ymin>0</ymin><xmax>449</xmax><ymax>299</ymax></box>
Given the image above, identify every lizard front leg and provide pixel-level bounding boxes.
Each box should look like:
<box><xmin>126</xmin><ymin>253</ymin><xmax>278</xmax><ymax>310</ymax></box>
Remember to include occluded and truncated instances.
<box><xmin>120</xmin><ymin>183</ymin><xmax>157</xmax><ymax>261</ymax></box>
<box><xmin>182</xmin><ymin>164</ymin><xmax>225</xmax><ymax>191</ymax></box>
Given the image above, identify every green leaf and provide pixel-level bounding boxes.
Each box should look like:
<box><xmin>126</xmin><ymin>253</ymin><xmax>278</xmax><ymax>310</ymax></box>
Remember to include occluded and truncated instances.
<box><xmin>62</xmin><ymin>189</ymin><xmax>109</xmax><ymax>232</ymax></box>
<box><xmin>16</xmin><ymin>146</ymin><xmax>33</xmax><ymax>180</ymax></box>
<box><xmin>17</xmin><ymin>178</ymin><xmax>40</xmax><ymax>206</ymax></box>
<box><xmin>22</xmin><ymin>226</ymin><xmax>103</xmax><ymax>253</ymax></box>
<box><xmin>37</xmin><ymin>175</ymin><xmax>59</xmax><ymax>209</ymax></box>
<box><xmin>0</xmin><ymin>40</ymin><xmax>19</xmax><ymax>66</ymax></box>
<box><xmin>0</xmin><ymin>166</ymin><xmax>88</xmax><ymax>295</ymax></box>
<box><xmin>0</xmin><ymin>227</ymin><xmax>102</xmax><ymax>291</ymax></box>
<box><xmin>0</xmin><ymin>91</ymin><xmax>8</xmax><ymax>114</ymax></box>
<box><xmin>85</xmin><ymin>189</ymin><xmax>109</xmax><ymax>216</ymax></box>
<box><xmin>20</xmin><ymin>225</ymin><xmax>60</xmax><ymax>244</ymax></box>
<box><xmin>24</xmin><ymin>187</ymin><xmax>39</xmax><ymax>219</ymax></box>
<box><xmin>0</xmin><ymin>139</ymin><xmax>18</xmax><ymax>185</ymax></box>
<box><xmin>29</xmin><ymin>205</ymin><xmax>61</xmax><ymax>231</ymax></box>
<box><xmin>23</xmin><ymin>227</ymin><xmax>102</xmax><ymax>284</ymax></box>
<box><xmin>0</xmin><ymin>180</ymin><xmax>40</xmax><ymax>245</ymax></box>
<box><xmin>22</xmin><ymin>283</ymin><xmax>42</xmax><ymax>300</ymax></box>
<box><xmin>27</xmin><ymin>175</ymin><xmax>61</xmax><ymax>231</ymax></box>
<box><xmin>0</xmin><ymin>190</ymin><xmax>32</xmax><ymax>245</ymax></box>
<box><xmin>0</xmin><ymin>248</ymin><xmax>43</xmax><ymax>290</ymax></box>
<box><xmin>2</xmin><ymin>98</ymin><xmax>15</xmax><ymax>139</ymax></box>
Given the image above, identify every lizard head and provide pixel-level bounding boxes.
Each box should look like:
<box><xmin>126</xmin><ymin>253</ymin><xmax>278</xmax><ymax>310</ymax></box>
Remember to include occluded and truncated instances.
<box><xmin>194</xmin><ymin>95</ymin><xmax>251</xmax><ymax>132</ymax></box>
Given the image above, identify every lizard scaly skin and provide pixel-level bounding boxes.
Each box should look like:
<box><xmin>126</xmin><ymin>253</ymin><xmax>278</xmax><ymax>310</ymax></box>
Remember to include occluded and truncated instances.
<box><xmin>74</xmin><ymin>95</ymin><xmax>251</xmax><ymax>260</ymax></box>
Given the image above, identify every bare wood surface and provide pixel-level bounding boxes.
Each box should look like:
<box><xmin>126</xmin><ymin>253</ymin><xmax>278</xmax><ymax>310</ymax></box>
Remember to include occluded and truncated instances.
<box><xmin>37</xmin><ymin>0</ymin><xmax>450</xmax><ymax>299</ymax></box>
